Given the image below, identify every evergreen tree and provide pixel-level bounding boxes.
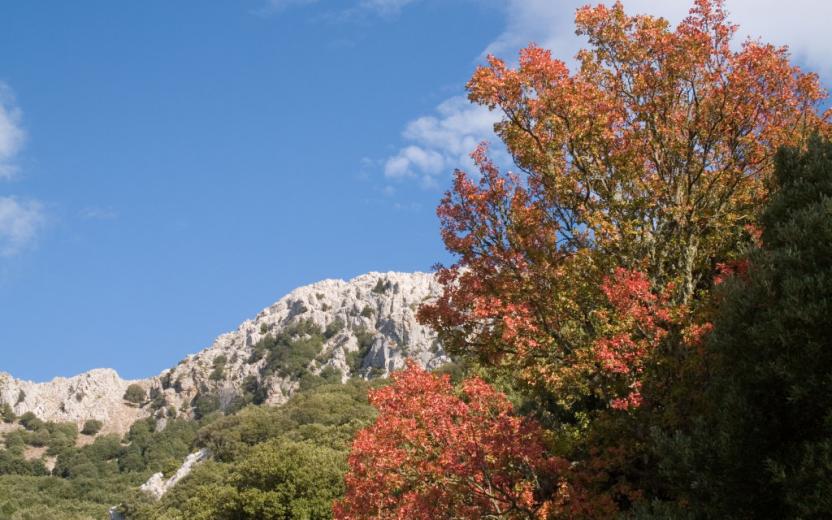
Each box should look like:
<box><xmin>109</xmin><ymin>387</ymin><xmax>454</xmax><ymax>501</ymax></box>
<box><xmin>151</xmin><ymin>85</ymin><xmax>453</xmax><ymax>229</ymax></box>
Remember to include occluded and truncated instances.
<box><xmin>665</xmin><ymin>137</ymin><xmax>832</xmax><ymax>517</ymax></box>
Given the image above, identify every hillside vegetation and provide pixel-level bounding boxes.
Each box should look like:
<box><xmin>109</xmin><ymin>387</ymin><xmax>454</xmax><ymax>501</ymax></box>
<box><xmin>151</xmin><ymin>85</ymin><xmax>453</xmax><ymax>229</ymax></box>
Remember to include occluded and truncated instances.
<box><xmin>0</xmin><ymin>376</ymin><xmax>380</xmax><ymax>519</ymax></box>
<box><xmin>1</xmin><ymin>1</ymin><xmax>830</xmax><ymax>518</ymax></box>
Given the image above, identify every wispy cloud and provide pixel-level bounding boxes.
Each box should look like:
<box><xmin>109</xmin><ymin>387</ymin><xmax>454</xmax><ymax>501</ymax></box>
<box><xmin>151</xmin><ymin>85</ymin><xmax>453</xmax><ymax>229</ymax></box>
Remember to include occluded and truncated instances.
<box><xmin>0</xmin><ymin>83</ymin><xmax>44</xmax><ymax>256</ymax></box>
<box><xmin>79</xmin><ymin>206</ymin><xmax>118</xmax><ymax>221</ymax></box>
<box><xmin>260</xmin><ymin>0</ymin><xmax>318</xmax><ymax>14</ymax></box>
<box><xmin>383</xmin><ymin>96</ymin><xmax>500</xmax><ymax>188</ymax></box>
<box><xmin>0</xmin><ymin>83</ymin><xmax>26</xmax><ymax>180</ymax></box>
<box><xmin>0</xmin><ymin>197</ymin><xmax>44</xmax><ymax>256</ymax></box>
<box><xmin>261</xmin><ymin>0</ymin><xmax>420</xmax><ymax>19</ymax></box>
<box><xmin>357</xmin><ymin>0</ymin><xmax>420</xmax><ymax>17</ymax></box>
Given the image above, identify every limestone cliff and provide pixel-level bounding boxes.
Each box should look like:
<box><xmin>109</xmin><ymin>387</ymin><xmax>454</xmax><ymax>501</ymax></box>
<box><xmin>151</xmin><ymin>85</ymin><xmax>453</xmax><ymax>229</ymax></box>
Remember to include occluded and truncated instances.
<box><xmin>0</xmin><ymin>272</ymin><xmax>446</xmax><ymax>433</ymax></box>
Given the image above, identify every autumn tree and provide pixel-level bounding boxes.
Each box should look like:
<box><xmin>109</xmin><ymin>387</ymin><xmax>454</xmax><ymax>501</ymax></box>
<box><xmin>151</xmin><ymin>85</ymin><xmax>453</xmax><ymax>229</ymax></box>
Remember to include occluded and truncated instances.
<box><xmin>334</xmin><ymin>362</ymin><xmax>609</xmax><ymax>519</ymax></box>
<box><xmin>419</xmin><ymin>0</ymin><xmax>830</xmax><ymax>413</ymax></box>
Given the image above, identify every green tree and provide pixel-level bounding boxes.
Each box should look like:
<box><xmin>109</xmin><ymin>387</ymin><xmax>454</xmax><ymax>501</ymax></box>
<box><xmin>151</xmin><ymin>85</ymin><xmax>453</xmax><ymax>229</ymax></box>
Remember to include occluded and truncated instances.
<box><xmin>179</xmin><ymin>440</ymin><xmax>346</xmax><ymax>519</ymax></box>
<box><xmin>123</xmin><ymin>384</ymin><xmax>147</xmax><ymax>404</ymax></box>
<box><xmin>81</xmin><ymin>419</ymin><xmax>103</xmax><ymax>436</ymax></box>
<box><xmin>17</xmin><ymin>411</ymin><xmax>43</xmax><ymax>431</ymax></box>
<box><xmin>658</xmin><ymin>138</ymin><xmax>832</xmax><ymax>517</ymax></box>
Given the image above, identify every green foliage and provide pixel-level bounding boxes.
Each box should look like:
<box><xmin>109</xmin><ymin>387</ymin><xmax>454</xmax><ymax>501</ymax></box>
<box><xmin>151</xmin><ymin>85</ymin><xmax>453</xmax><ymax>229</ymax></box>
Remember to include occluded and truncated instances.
<box><xmin>191</xmin><ymin>392</ymin><xmax>220</xmax><ymax>420</ymax></box>
<box><xmin>0</xmin><ymin>346</ymin><xmax>378</xmax><ymax>520</ymax></box>
<box><xmin>324</xmin><ymin>318</ymin><xmax>344</xmax><ymax>340</ymax></box>
<box><xmin>197</xmin><ymin>380</ymin><xmax>375</xmax><ymax>462</ymax></box>
<box><xmin>122</xmin><ymin>442</ymin><xmax>349</xmax><ymax>520</ymax></box>
<box><xmin>17</xmin><ymin>412</ymin><xmax>42</xmax><ymax>431</ymax></box>
<box><xmin>0</xmin><ymin>450</ymin><xmax>49</xmax><ymax>477</ymax></box>
<box><xmin>80</xmin><ymin>420</ymin><xmax>103</xmax><ymax>436</ymax></box>
<box><xmin>1</xmin><ymin>403</ymin><xmax>15</xmax><ymax>423</ymax></box>
<box><xmin>0</xmin><ymin>473</ymin><xmax>147</xmax><ymax>519</ymax></box>
<box><xmin>241</xmin><ymin>375</ymin><xmax>268</xmax><ymax>406</ymax></box>
<box><xmin>655</xmin><ymin>138</ymin><xmax>832</xmax><ymax>517</ymax></box>
<box><xmin>372</xmin><ymin>278</ymin><xmax>391</xmax><ymax>294</ymax></box>
<box><xmin>33</xmin><ymin>421</ymin><xmax>79</xmax><ymax>456</ymax></box>
<box><xmin>210</xmin><ymin>355</ymin><xmax>227</xmax><ymax>381</ymax></box>
<box><xmin>360</xmin><ymin>305</ymin><xmax>374</xmax><ymax>318</ymax></box>
<box><xmin>124</xmin><ymin>384</ymin><xmax>147</xmax><ymax>405</ymax></box>
<box><xmin>346</xmin><ymin>328</ymin><xmax>375</xmax><ymax>372</ymax></box>
<box><xmin>187</xmin><ymin>440</ymin><xmax>345</xmax><ymax>519</ymax></box>
<box><xmin>46</xmin><ymin>415</ymin><xmax>208</xmax><ymax>485</ymax></box>
<box><xmin>149</xmin><ymin>387</ymin><xmax>168</xmax><ymax>411</ymax></box>
<box><xmin>251</xmin><ymin>319</ymin><xmax>325</xmax><ymax>379</ymax></box>
<box><xmin>122</xmin><ymin>379</ymin><xmax>378</xmax><ymax>519</ymax></box>
<box><xmin>298</xmin><ymin>366</ymin><xmax>343</xmax><ymax>392</ymax></box>
<box><xmin>53</xmin><ymin>434</ymin><xmax>123</xmax><ymax>480</ymax></box>
<box><xmin>3</xmin><ymin>430</ymin><xmax>25</xmax><ymax>455</ymax></box>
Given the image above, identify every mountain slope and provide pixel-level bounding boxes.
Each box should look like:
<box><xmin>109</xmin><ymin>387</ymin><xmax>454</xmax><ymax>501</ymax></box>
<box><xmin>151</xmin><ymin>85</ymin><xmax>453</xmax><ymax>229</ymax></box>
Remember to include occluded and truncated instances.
<box><xmin>0</xmin><ymin>271</ymin><xmax>446</xmax><ymax>434</ymax></box>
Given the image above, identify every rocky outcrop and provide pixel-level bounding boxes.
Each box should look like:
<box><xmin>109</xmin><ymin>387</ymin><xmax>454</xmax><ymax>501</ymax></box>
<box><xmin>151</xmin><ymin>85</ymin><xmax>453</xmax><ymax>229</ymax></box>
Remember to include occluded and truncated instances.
<box><xmin>145</xmin><ymin>271</ymin><xmax>449</xmax><ymax>420</ymax></box>
<box><xmin>140</xmin><ymin>448</ymin><xmax>210</xmax><ymax>499</ymax></box>
<box><xmin>0</xmin><ymin>272</ymin><xmax>447</xmax><ymax>434</ymax></box>
<box><xmin>0</xmin><ymin>368</ymin><xmax>147</xmax><ymax>434</ymax></box>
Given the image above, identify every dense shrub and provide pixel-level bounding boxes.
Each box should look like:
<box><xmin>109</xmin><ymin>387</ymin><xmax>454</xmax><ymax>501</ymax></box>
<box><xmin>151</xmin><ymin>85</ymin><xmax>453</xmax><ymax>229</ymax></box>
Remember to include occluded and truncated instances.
<box><xmin>81</xmin><ymin>420</ymin><xmax>103</xmax><ymax>436</ymax></box>
<box><xmin>0</xmin><ymin>473</ymin><xmax>146</xmax><ymax>519</ymax></box>
<box><xmin>17</xmin><ymin>412</ymin><xmax>42</xmax><ymax>431</ymax></box>
<box><xmin>0</xmin><ymin>403</ymin><xmax>14</xmax><ymax>424</ymax></box>
<box><xmin>210</xmin><ymin>355</ymin><xmax>227</xmax><ymax>381</ymax></box>
<box><xmin>191</xmin><ymin>392</ymin><xmax>220</xmax><ymax>420</ymax></box>
<box><xmin>184</xmin><ymin>440</ymin><xmax>346</xmax><ymax>519</ymax></box>
<box><xmin>0</xmin><ymin>451</ymin><xmax>49</xmax><ymax>477</ymax></box>
<box><xmin>123</xmin><ymin>384</ymin><xmax>147</xmax><ymax>404</ymax></box>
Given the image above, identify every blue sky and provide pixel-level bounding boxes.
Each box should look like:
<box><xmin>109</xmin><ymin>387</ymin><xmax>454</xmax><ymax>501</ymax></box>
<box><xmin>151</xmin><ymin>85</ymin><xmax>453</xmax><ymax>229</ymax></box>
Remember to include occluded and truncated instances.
<box><xmin>1</xmin><ymin>0</ymin><xmax>830</xmax><ymax>382</ymax></box>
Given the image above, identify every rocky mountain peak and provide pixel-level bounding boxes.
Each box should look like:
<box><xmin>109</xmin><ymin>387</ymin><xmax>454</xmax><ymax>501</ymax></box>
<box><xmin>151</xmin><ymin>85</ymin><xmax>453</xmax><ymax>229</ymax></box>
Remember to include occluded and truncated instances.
<box><xmin>0</xmin><ymin>271</ymin><xmax>446</xmax><ymax>434</ymax></box>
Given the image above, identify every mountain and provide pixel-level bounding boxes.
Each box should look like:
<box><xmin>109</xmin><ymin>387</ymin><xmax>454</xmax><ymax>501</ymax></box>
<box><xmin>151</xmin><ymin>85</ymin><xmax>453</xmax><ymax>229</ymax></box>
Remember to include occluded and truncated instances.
<box><xmin>0</xmin><ymin>271</ymin><xmax>447</xmax><ymax>435</ymax></box>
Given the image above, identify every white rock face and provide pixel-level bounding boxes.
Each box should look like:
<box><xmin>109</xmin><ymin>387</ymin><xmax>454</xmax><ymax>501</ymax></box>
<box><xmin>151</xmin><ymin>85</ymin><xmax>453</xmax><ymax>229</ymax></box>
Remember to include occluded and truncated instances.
<box><xmin>0</xmin><ymin>368</ymin><xmax>147</xmax><ymax>434</ymax></box>
<box><xmin>140</xmin><ymin>448</ymin><xmax>210</xmax><ymax>499</ymax></box>
<box><xmin>0</xmin><ymin>272</ymin><xmax>447</xmax><ymax>433</ymax></box>
<box><xmin>151</xmin><ymin>271</ymin><xmax>448</xmax><ymax>415</ymax></box>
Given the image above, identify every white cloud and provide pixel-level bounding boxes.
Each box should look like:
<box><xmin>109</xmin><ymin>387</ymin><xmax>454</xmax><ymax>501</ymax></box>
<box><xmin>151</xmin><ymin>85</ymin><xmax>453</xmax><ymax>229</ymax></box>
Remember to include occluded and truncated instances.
<box><xmin>486</xmin><ymin>1</ymin><xmax>832</xmax><ymax>78</ymax></box>
<box><xmin>483</xmin><ymin>0</ymin><xmax>582</xmax><ymax>62</ymax></box>
<box><xmin>0</xmin><ymin>83</ymin><xmax>26</xmax><ymax>180</ymax></box>
<box><xmin>383</xmin><ymin>96</ymin><xmax>500</xmax><ymax>188</ymax></box>
<box><xmin>383</xmin><ymin>0</ymin><xmax>832</xmax><ymax>191</ymax></box>
<box><xmin>722</xmin><ymin>0</ymin><xmax>832</xmax><ymax>79</ymax></box>
<box><xmin>0</xmin><ymin>197</ymin><xmax>44</xmax><ymax>256</ymax></box>
<box><xmin>0</xmin><ymin>83</ymin><xmax>45</xmax><ymax>257</ymax></box>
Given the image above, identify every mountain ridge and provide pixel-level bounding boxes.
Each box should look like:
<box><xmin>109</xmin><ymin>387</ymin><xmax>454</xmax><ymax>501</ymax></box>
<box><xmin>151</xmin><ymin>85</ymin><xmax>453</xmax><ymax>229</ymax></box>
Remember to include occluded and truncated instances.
<box><xmin>0</xmin><ymin>271</ymin><xmax>447</xmax><ymax>435</ymax></box>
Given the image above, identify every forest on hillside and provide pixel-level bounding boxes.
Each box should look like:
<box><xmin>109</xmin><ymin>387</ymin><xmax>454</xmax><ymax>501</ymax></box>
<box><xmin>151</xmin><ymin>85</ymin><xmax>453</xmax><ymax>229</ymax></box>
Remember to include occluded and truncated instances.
<box><xmin>2</xmin><ymin>0</ymin><xmax>832</xmax><ymax>518</ymax></box>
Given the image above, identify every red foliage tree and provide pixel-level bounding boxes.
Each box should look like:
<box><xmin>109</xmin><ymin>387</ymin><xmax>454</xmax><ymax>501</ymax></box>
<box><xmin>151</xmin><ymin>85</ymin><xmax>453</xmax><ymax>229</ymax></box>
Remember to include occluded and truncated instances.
<box><xmin>334</xmin><ymin>362</ymin><xmax>613</xmax><ymax>519</ymax></box>
<box><xmin>419</xmin><ymin>0</ymin><xmax>830</xmax><ymax>407</ymax></box>
<box><xmin>340</xmin><ymin>1</ymin><xmax>831</xmax><ymax>516</ymax></box>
